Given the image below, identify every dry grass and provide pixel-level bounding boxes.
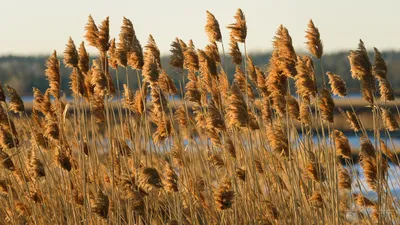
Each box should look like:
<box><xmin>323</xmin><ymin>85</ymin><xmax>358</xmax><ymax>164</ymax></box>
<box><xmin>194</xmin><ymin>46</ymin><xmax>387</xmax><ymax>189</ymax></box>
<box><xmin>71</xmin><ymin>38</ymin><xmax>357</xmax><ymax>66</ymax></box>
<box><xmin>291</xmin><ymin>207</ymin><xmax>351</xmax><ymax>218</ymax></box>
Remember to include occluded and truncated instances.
<box><xmin>0</xmin><ymin>10</ymin><xmax>400</xmax><ymax>225</ymax></box>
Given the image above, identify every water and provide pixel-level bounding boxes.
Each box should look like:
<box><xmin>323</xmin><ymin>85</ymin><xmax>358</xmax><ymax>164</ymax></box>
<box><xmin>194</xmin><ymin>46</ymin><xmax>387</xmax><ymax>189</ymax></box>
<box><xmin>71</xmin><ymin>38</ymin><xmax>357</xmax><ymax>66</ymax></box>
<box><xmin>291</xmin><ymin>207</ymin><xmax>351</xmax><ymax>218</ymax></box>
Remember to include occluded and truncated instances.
<box><xmin>313</xmin><ymin>135</ymin><xmax>400</xmax><ymax>149</ymax></box>
<box><xmin>350</xmin><ymin>163</ymin><xmax>400</xmax><ymax>198</ymax></box>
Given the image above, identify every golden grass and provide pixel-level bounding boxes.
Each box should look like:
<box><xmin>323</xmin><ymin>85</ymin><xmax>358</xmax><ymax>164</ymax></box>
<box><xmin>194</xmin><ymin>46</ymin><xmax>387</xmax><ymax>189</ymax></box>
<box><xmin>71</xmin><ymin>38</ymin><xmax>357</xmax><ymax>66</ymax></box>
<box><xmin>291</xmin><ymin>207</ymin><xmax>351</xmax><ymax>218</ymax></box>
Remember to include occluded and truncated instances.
<box><xmin>0</xmin><ymin>9</ymin><xmax>400</xmax><ymax>225</ymax></box>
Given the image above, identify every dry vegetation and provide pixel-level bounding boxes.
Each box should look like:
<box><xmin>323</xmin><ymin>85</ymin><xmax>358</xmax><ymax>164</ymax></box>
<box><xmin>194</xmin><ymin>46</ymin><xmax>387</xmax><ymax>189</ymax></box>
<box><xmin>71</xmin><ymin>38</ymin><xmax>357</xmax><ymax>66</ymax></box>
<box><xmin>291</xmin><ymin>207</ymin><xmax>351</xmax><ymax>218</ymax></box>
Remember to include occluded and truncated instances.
<box><xmin>1</xmin><ymin>9</ymin><xmax>400</xmax><ymax>225</ymax></box>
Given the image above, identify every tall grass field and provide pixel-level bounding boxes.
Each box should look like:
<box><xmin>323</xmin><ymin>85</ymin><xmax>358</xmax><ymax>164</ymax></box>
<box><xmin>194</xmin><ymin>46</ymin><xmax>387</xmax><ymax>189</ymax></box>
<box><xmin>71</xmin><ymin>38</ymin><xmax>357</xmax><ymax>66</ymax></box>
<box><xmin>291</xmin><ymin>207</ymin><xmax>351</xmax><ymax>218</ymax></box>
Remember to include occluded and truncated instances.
<box><xmin>0</xmin><ymin>9</ymin><xmax>399</xmax><ymax>224</ymax></box>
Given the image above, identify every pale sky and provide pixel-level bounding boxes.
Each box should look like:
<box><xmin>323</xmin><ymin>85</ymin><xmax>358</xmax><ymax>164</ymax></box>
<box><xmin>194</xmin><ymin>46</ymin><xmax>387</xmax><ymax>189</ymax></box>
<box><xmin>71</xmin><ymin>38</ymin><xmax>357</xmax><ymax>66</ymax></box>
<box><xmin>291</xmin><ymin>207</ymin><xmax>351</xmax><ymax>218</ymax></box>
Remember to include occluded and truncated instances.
<box><xmin>1</xmin><ymin>0</ymin><xmax>399</xmax><ymax>56</ymax></box>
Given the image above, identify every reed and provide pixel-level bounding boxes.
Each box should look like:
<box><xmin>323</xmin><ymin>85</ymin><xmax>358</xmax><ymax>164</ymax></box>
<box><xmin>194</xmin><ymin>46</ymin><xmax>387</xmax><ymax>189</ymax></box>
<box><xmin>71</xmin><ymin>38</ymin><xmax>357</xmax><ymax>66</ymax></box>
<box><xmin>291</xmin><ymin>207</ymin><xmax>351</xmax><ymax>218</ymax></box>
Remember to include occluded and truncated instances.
<box><xmin>0</xmin><ymin>10</ymin><xmax>399</xmax><ymax>225</ymax></box>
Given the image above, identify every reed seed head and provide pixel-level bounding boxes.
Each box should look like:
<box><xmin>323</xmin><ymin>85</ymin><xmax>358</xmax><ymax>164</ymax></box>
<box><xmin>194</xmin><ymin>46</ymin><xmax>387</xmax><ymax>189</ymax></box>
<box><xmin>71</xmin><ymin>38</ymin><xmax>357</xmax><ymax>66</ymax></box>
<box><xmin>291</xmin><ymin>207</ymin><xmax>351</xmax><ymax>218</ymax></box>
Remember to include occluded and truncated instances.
<box><xmin>227</xmin><ymin>8</ymin><xmax>247</xmax><ymax>43</ymax></box>
<box><xmin>305</xmin><ymin>19</ymin><xmax>323</xmax><ymax>59</ymax></box>
<box><xmin>205</xmin><ymin>11</ymin><xmax>222</xmax><ymax>42</ymax></box>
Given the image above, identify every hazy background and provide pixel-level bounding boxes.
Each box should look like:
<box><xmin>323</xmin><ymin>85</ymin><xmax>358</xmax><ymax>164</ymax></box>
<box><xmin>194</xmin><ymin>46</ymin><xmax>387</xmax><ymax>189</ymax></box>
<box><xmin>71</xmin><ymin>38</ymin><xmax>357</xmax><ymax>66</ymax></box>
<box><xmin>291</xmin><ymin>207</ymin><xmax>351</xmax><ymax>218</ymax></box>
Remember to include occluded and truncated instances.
<box><xmin>1</xmin><ymin>0</ymin><xmax>400</xmax><ymax>55</ymax></box>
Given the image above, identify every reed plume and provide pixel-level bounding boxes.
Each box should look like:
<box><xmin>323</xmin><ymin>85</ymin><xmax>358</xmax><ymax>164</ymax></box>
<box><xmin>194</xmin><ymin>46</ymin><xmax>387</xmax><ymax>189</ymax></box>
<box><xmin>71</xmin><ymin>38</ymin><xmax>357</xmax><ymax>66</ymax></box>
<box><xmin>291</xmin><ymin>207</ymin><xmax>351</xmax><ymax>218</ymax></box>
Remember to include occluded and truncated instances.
<box><xmin>236</xmin><ymin>168</ymin><xmax>246</xmax><ymax>181</ymax></box>
<box><xmin>372</xmin><ymin>47</ymin><xmax>387</xmax><ymax>80</ymax></box>
<box><xmin>333</xmin><ymin>130</ymin><xmax>352</xmax><ymax>159</ymax></box>
<box><xmin>246</xmin><ymin>55</ymin><xmax>257</xmax><ymax>83</ymax></box>
<box><xmin>309</xmin><ymin>191</ymin><xmax>323</xmax><ymax>208</ymax></box>
<box><xmin>45</xmin><ymin>51</ymin><xmax>60</xmax><ymax>99</ymax></box>
<box><xmin>380</xmin><ymin>139</ymin><xmax>399</xmax><ymax>165</ymax></box>
<box><xmin>143</xmin><ymin>36</ymin><xmax>161</xmax><ymax>86</ymax></box>
<box><xmin>327</xmin><ymin>71</ymin><xmax>347</xmax><ymax>97</ymax></box>
<box><xmin>229</xmin><ymin>35</ymin><xmax>242</xmax><ymax>65</ymax></box>
<box><xmin>223</xmin><ymin>137</ymin><xmax>236</xmax><ymax>158</ymax></box>
<box><xmin>150</xmin><ymin>86</ymin><xmax>171</xmax><ymax>143</ymax></box>
<box><xmin>138</xmin><ymin>167</ymin><xmax>163</xmax><ymax>191</ymax></box>
<box><xmin>198</xmin><ymin>49</ymin><xmax>217</xmax><ymax>79</ymax></box>
<box><xmin>266</xmin><ymin>55</ymin><xmax>288</xmax><ymax>116</ymax></box>
<box><xmin>128</xmin><ymin>37</ymin><xmax>144</xmax><ymax>70</ymax></box>
<box><xmin>0</xmin><ymin>127</ymin><xmax>15</xmax><ymax>149</ymax></box>
<box><xmin>126</xmin><ymin>189</ymin><xmax>145</xmax><ymax>215</ymax></box>
<box><xmin>294</xmin><ymin>55</ymin><xmax>316</xmax><ymax>103</ymax></box>
<box><xmin>114</xmin><ymin>40</ymin><xmax>126</xmax><ymax>68</ymax></box>
<box><xmin>266</xmin><ymin>122</ymin><xmax>289</xmax><ymax>158</ymax></box>
<box><xmin>254</xmin><ymin>160</ymin><xmax>264</xmax><ymax>174</ymax></box>
<box><xmin>150</xmin><ymin>86</ymin><xmax>168</xmax><ymax>118</ymax></box>
<box><xmin>170</xmin><ymin>38</ymin><xmax>184</xmax><ymax>69</ymax></box>
<box><xmin>248</xmin><ymin>110</ymin><xmax>259</xmax><ymax>130</ymax></box>
<box><xmin>208</xmin><ymin>153</ymin><xmax>225</xmax><ymax>168</ymax></box>
<box><xmin>349</xmin><ymin>40</ymin><xmax>373</xmax><ymax>81</ymax></box>
<box><xmin>91</xmin><ymin>189</ymin><xmax>109</xmax><ymax>219</ymax></box>
<box><xmin>205</xmin><ymin>11</ymin><xmax>222</xmax><ymax>42</ymax></box>
<box><xmin>14</xmin><ymin>202</ymin><xmax>31</xmax><ymax>219</ymax></box>
<box><xmin>299</xmin><ymin>102</ymin><xmax>312</xmax><ymax>127</ymax></box>
<box><xmin>84</xmin><ymin>15</ymin><xmax>98</xmax><ymax>48</ymax></box>
<box><xmin>381</xmin><ymin>108</ymin><xmax>399</xmax><ymax>131</ymax></box>
<box><xmin>63</xmin><ymin>37</ymin><xmax>79</xmax><ymax>68</ymax></box>
<box><xmin>306</xmin><ymin>160</ymin><xmax>326</xmax><ymax>182</ymax></box>
<box><xmin>69</xmin><ymin>68</ymin><xmax>85</xmax><ymax>97</ymax></box>
<box><xmin>185</xmin><ymin>71</ymin><xmax>202</xmax><ymax>105</ymax></box>
<box><xmin>338</xmin><ymin>165</ymin><xmax>352</xmax><ymax>190</ymax></box>
<box><xmin>233</xmin><ymin>66</ymin><xmax>247</xmax><ymax>94</ymax></box>
<box><xmin>90</xmin><ymin>95</ymin><xmax>105</xmax><ymax>124</ymax></box>
<box><xmin>0</xmin><ymin>107</ymin><xmax>18</xmax><ymax>137</ymax></box>
<box><xmin>0</xmin><ymin>149</ymin><xmax>14</xmax><ymax>171</ymax></box>
<box><xmin>90</xmin><ymin>60</ymin><xmax>108</xmax><ymax>97</ymax></box>
<box><xmin>305</xmin><ymin>20</ymin><xmax>323</xmax><ymax>59</ymax></box>
<box><xmin>373</xmin><ymin>48</ymin><xmax>394</xmax><ymax>101</ymax></box>
<box><xmin>360</xmin><ymin>78</ymin><xmax>375</xmax><ymax>105</ymax></box>
<box><xmin>218</xmin><ymin>69</ymin><xmax>230</xmax><ymax>103</ymax></box>
<box><xmin>378</xmin><ymin>78</ymin><xmax>394</xmax><ymax>101</ymax></box>
<box><xmin>0</xmin><ymin>180</ymin><xmax>13</xmax><ymax>197</ymax></box>
<box><xmin>31</xmin><ymin>128</ymin><xmax>47</xmax><ymax>150</ymax></box>
<box><xmin>318</xmin><ymin>88</ymin><xmax>335</xmax><ymax>123</ymax></box>
<box><xmin>119</xmin><ymin>17</ymin><xmax>135</xmax><ymax>52</ymax></box>
<box><xmin>5</xmin><ymin>85</ymin><xmax>24</xmax><ymax>113</ymax></box>
<box><xmin>255</xmin><ymin>67</ymin><xmax>269</xmax><ymax>96</ymax></box>
<box><xmin>354</xmin><ymin>193</ymin><xmax>375</xmax><ymax>208</ymax></box>
<box><xmin>0</xmin><ymin>83</ymin><xmax>5</xmax><ymax>103</ymax></box>
<box><xmin>174</xmin><ymin>106</ymin><xmax>190</xmax><ymax>139</ymax></box>
<box><xmin>55</xmin><ymin>147</ymin><xmax>72</xmax><ymax>171</ymax></box>
<box><xmin>227</xmin><ymin>8</ymin><xmax>247</xmax><ymax>43</ymax></box>
<box><xmin>359</xmin><ymin>137</ymin><xmax>376</xmax><ymax>159</ymax></box>
<box><xmin>105</xmin><ymin>71</ymin><xmax>116</xmax><ymax>96</ymax></box>
<box><xmin>78</xmin><ymin>42</ymin><xmax>89</xmax><ymax>74</ymax></box>
<box><xmin>349</xmin><ymin>40</ymin><xmax>375</xmax><ymax>104</ymax></box>
<box><xmin>28</xmin><ymin>146</ymin><xmax>45</xmax><ymax>179</ymax></box>
<box><xmin>116</xmin><ymin>17</ymin><xmax>133</xmax><ymax>67</ymax></box>
<box><xmin>341</xmin><ymin>110</ymin><xmax>361</xmax><ymax>132</ymax></box>
<box><xmin>286</xmin><ymin>95</ymin><xmax>300</xmax><ymax>121</ymax></box>
<box><xmin>273</xmin><ymin>25</ymin><xmax>297</xmax><ymax>78</ymax></box>
<box><xmin>145</xmin><ymin>35</ymin><xmax>161</xmax><ymax>67</ymax></box>
<box><xmin>97</xmin><ymin>17</ymin><xmax>110</xmax><ymax>53</ymax></box>
<box><xmin>179</xmin><ymin>39</ymin><xmax>187</xmax><ymax>49</ymax></box>
<box><xmin>205</xmin><ymin>41</ymin><xmax>221</xmax><ymax>64</ymax></box>
<box><xmin>158</xmin><ymin>70</ymin><xmax>178</xmax><ymax>95</ymax></box>
<box><xmin>206</xmin><ymin>100</ymin><xmax>226</xmax><ymax>132</ymax></box>
<box><xmin>122</xmin><ymin>84</ymin><xmax>135</xmax><ymax>111</ymax></box>
<box><xmin>171</xmin><ymin>141</ymin><xmax>185</xmax><ymax>167</ymax></box>
<box><xmin>183</xmin><ymin>40</ymin><xmax>199</xmax><ymax>71</ymax></box>
<box><xmin>227</xmin><ymin>83</ymin><xmax>249</xmax><ymax>128</ymax></box>
<box><xmin>214</xmin><ymin>178</ymin><xmax>234</xmax><ymax>210</ymax></box>
<box><xmin>40</xmin><ymin>90</ymin><xmax>54</xmax><ymax>117</ymax></box>
<box><xmin>142</xmin><ymin>56</ymin><xmax>159</xmax><ymax>86</ymax></box>
<box><xmin>358</xmin><ymin>137</ymin><xmax>385</xmax><ymax>191</ymax></box>
<box><xmin>163</xmin><ymin>164</ymin><xmax>178</xmax><ymax>193</ymax></box>
<box><xmin>116</xmin><ymin>18</ymin><xmax>144</xmax><ymax>70</ymax></box>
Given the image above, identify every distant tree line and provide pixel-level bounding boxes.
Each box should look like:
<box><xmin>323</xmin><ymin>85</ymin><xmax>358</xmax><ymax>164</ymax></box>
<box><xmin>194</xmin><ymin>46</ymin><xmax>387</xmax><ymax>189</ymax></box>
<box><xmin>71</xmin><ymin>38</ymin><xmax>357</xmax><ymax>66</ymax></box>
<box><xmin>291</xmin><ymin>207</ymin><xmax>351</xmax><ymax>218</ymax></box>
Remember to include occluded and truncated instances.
<box><xmin>1</xmin><ymin>51</ymin><xmax>400</xmax><ymax>97</ymax></box>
